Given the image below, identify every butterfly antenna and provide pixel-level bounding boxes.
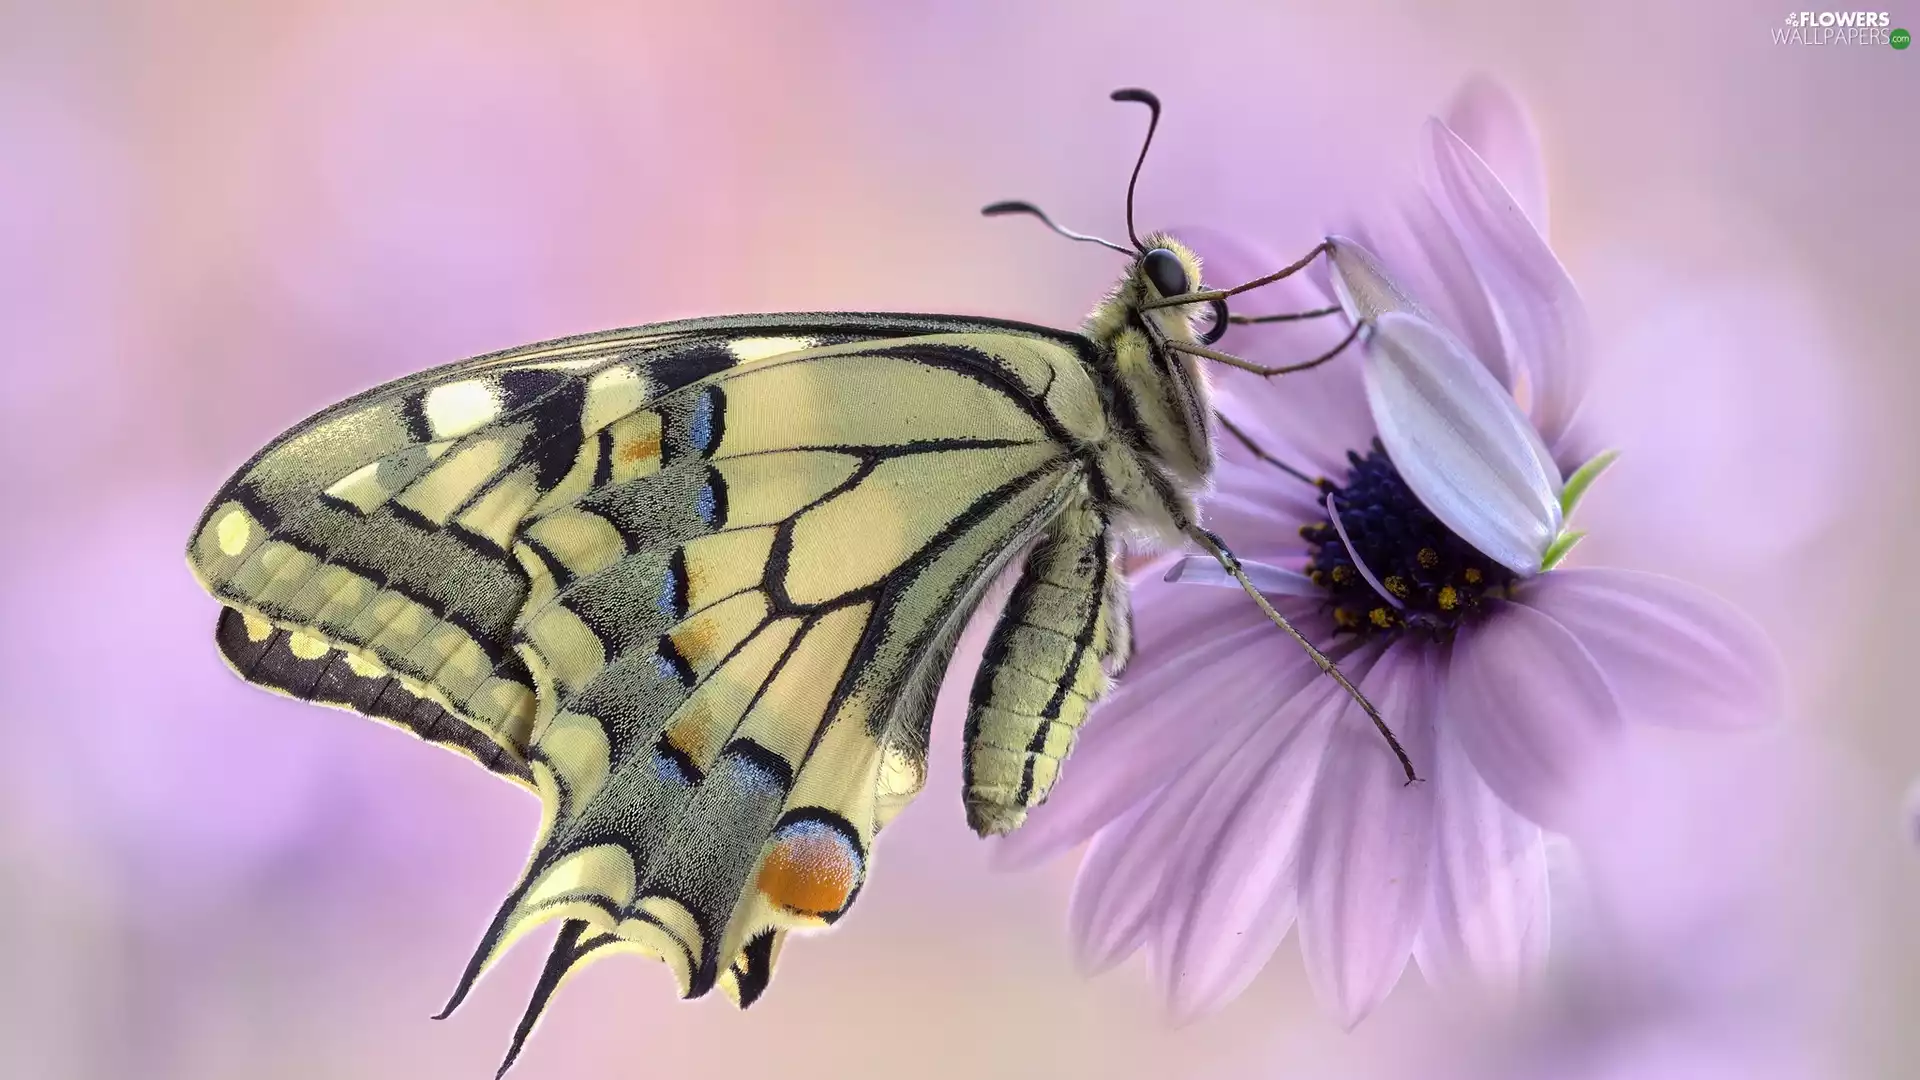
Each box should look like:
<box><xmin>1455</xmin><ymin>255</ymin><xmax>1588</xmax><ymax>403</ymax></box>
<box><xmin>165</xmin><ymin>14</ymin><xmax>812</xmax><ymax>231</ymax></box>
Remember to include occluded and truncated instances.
<box><xmin>1109</xmin><ymin>88</ymin><xmax>1162</xmax><ymax>252</ymax></box>
<box><xmin>981</xmin><ymin>200</ymin><xmax>1134</xmax><ymax>256</ymax></box>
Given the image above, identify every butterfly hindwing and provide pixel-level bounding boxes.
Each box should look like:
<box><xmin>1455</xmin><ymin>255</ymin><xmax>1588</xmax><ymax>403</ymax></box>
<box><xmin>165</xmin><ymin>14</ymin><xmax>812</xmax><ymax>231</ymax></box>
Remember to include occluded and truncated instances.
<box><xmin>451</xmin><ymin>340</ymin><xmax>1093</xmax><ymax>1027</ymax></box>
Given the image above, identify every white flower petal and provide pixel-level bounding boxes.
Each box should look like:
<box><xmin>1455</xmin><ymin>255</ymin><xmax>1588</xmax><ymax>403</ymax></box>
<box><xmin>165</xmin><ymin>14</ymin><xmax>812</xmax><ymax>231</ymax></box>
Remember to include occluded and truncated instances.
<box><xmin>1325</xmin><ymin>493</ymin><xmax>1403</xmax><ymax>609</ymax></box>
<box><xmin>1391</xmin><ymin>194</ymin><xmax>1514</xmax><ymax>390</ymax></box>
<box><xmin>1362</xmin><ymin>310</ymin><xmax>1563</xmax><ymax>575</ymax></box>
<box><xmin>1163</xmin><ymin>555</ymin><xmax>1322</xmax><ymax>597</ymax></box>
<box><xmin>1327</xmin><ymin>233</ymin><xmax>1432</xmax><ymax>324</ymax></box>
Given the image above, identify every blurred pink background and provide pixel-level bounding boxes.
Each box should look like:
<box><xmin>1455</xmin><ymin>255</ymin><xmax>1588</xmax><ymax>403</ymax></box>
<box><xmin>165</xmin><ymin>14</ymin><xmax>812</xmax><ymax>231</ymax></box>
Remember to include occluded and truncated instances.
<box><xmin>3</xmin><ymin>1</ymin><xmax>1914</xmax><ymax>1078</ymax></box>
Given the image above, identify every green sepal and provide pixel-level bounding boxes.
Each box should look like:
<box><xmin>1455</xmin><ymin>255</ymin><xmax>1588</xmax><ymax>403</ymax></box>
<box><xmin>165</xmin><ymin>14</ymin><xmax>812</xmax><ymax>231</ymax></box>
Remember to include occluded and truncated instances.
<box><xmin>1559</xmin><ymin>449</ymin><xmax>1620</xmax><ymax>520</ymax></box>
<box><xmin>1541</xmin><ymin>529</ymin><xmax>1588</xmax><ymax>572</ymax></box>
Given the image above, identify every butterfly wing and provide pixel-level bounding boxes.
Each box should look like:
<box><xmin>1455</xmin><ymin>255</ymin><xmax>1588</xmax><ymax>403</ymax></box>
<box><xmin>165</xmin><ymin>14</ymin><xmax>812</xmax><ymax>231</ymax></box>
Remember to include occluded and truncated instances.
<box><xmin>187</xmin><ymin>312</ymin><xmax>1111</xmax><ymax>1064</ymax></box>
<box><xmin>210</xmin><ymin>604</ymin><xmax>534</xmax><ymax>786</ymax></box>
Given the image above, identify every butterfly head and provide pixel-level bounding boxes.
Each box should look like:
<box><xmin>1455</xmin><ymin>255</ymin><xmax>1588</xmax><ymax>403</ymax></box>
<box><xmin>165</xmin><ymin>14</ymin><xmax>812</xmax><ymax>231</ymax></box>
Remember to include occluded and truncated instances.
<box><xmin>984</xmin><ymin>89</ymin><xmax>1353</xmax><ymax>504</ymax></box>
<box><xmin>1126</xmin><ymin>230</ymin><xmax>1223</xmax><ymax>343</ymax></box>
<box><xmin>982</xmin><ymin>89</ymin><xmax>1240</xmax><ymax>491</ymax></box>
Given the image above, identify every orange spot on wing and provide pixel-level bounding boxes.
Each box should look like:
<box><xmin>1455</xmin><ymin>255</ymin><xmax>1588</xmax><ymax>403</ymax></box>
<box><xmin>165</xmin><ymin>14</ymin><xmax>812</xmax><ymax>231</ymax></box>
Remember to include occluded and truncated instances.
<box><xmin>617</xmin><ymin>431</ymin><xmax>661</xmax><ymax>464</ymax></box>
<box><xmin>663</xmin><ymin>698</ymin><xmax>717</xmax><ymax>761</ymax></box>
<box><xmin>670</xmin><ymin>620</ymin><xmax>716</xmax><ymax>668</ymax></box>
<box><xmin>757</xmin><ymin>827</ymin><xmax>860</xmax><ymax>918</ymax></box>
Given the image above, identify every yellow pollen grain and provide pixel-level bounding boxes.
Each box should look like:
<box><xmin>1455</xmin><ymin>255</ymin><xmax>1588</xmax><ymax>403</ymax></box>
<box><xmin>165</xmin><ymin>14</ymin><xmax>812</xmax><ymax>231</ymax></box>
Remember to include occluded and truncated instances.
<box><xmin>1369</xmin><ymin>607</ymin><xmax>1393</xmax><ymax>628</ymax></box>
<box><xmin>1334</xmin><ymin>607</ymin><xmax>1359</xmax><ymax>629</ymax></box>
<box><xmin>1463</xmin><ymin>568</ymin><xmax>1483</xmax><ymax>585</ymax></box>
<box><xmin>1383</xmin><ymin>575</ymin><xmax>1409</xmax><ymax>597</ymax></box>
<box><xmin>1309</xmin><ymin>570</ymin><xmax>1328</xmax><ymax>587</ymax></box>
<box><xmin>1331</xmin><ymin>566</ymin><xmax>1352</xmax><ymax>585</ymax></box>
<box><xmin>1438</xmin><ymin>586</ymin><xmax>1459</xmax><ymax>611</ymax></box>
<box><xmin>1417</xmin><ymin>547</ymin><xmax>1439</xmax><ymax>569</ymax></box>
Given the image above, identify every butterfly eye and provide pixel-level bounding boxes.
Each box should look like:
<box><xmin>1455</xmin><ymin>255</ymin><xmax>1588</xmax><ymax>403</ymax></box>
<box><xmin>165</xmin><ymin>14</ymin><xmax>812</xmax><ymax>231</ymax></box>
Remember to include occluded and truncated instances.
<box><xmin>1141</xmin><ymin>247</ymin><xmax>1189</xmax><ymax>299</ymax></box>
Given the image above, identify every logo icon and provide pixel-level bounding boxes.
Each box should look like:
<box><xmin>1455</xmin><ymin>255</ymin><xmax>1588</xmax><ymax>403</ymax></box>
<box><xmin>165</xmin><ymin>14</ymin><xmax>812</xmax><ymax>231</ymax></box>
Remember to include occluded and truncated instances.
<box><xmin>1774</xmin><ymin>9</ymin><xmax>1898</xmax><ymax>44</ymax></box>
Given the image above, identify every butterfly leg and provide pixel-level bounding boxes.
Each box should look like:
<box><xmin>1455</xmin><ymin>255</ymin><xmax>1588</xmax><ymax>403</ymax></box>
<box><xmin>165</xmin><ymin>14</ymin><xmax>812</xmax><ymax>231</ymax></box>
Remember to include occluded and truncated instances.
<box><xmin>1165</xmin><ymin>320</ymin><xmax>1363</xmax><ymax>376</ymax></box>
<box><xmin>963</xmin><ymin>499</ymin><xmax>1128</xmax><ymax>836</ymax></box>
<box><xmin>1184</xmin><ymin>527</ymin><xmax>1420</xmax><ymax>784</ymax></box>
<box><xmin>1213</xmin><ymin>410</ymin><xmax>1325</xmax><ymax>489</ymax></box>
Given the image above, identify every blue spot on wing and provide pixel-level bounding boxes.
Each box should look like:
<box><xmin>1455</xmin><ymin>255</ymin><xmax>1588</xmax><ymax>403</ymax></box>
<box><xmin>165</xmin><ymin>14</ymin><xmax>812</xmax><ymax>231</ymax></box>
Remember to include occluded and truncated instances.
<box><xmin>654</xmin><ymin>639</ymin><xmax>693</xmax><ymax>686</ymax></box>
<box><xmin>729</xmin><ymin>756</ymin><xmax>786</xmax><ymax>799</ymax></box>
<box><xmin>690</xmin><ymin>390</ymin><xmax>716</xmax><ymax>454</ymax></box>
<box><xmin>658</xmin><ymin>555</ymin><xmax>684</xmax><ymax>617</ymax></box>
<box><xmin>715</xmin><ymin>739</ymin><xmax>795</xmax><ymax>797</ymax></box>
<box><xmin>652</xmin><ymin>743</ymin><xmax>698</xmax><ymax>786</ymax></box>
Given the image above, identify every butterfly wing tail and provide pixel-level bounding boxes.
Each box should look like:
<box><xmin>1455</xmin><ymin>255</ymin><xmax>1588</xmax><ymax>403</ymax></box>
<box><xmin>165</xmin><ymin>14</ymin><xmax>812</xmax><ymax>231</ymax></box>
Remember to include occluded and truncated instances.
<box><xmin>437</xmin><ymin>603</ymin><xmax>901</xmax><ymax>1037</ymax></box>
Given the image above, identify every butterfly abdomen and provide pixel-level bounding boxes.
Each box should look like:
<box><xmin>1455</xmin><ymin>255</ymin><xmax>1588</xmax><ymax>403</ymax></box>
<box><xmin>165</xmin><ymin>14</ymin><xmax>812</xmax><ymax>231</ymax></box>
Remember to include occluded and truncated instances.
<box><xmin>962</xmin><ymin>500</ymin><xmax>1128</xmax><ymax>835</ymax></box>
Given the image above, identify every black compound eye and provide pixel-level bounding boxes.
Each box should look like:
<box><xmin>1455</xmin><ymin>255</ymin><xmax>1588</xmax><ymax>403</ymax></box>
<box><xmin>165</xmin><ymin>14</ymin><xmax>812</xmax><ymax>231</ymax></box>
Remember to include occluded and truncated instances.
<box><xmin>1141</xmin><ymin>247</ymin><xmax>1189</xmax><ymax>299</ymax></box>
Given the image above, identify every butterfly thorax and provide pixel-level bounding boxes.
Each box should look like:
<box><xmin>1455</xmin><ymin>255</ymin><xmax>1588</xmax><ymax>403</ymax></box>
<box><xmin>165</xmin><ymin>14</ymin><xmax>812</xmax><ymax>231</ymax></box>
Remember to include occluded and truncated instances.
<box><xmin>1075</xmin><ymin>233</ymin><xmax>1215</xmax><ymax>549</ymax></box>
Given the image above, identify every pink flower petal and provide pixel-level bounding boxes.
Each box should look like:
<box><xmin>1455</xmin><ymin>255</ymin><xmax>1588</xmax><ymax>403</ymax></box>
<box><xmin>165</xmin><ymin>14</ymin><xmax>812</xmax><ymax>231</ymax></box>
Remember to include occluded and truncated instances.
<box><xmin>994</xmin><ymin>584</ymin><xmax>1329</xmax><ymax>870</ymax></box>
<box><xmin>1444</xmin><ymin>601</ymin><xmax>1623</xmax><ymax>829</ymax></box>
<box><xmin>1414</xmin><ymin>716</ymin><xmax>1550</xmax><ymax>996</ymax></box>
<box><xmin>1422</xmin><ymin>119</ymin><xmax>1592</xmax><ymax>454</ymax></box>
<box><xmin>1064</xmin><ymin>637</ymin><xmax>1335</xmax><ymax>974</ymax></box>
<box><xmin>1441</xmin><ymin>76</ymin><xmax>1550</xmax><ymax>240</ymax></box>
<box><xmin>1066</xmin><ymin>793</ymin><xmax>1182</xmax><ymax>974</ymax></box>
<box><xmin>1368</xmin><ymin>195</ymin><xmax>1513</xmax><ymax>390</ymax></box>
<box><xmin>1515</xmin><ymin>568</ymin><xmax>1783</xmax><ymax>730</ymax></box>
<box><xmin>1297</xmin><ymin>642</ymin><xmax>1438</xmax><ymax>1027</ymax></box>
<box><xmin>1150</xmin><ymin>644</ymin><xmax>1389</xmax><ymax>1020</ymax></box>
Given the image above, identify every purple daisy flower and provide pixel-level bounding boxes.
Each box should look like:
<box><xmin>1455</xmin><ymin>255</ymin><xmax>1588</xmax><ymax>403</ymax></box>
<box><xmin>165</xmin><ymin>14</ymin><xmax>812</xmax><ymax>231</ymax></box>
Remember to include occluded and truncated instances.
<box><xmin>995</xmin><ymin>79</ymin><xmax>1784</xmax><ymax>1026</ymax></box>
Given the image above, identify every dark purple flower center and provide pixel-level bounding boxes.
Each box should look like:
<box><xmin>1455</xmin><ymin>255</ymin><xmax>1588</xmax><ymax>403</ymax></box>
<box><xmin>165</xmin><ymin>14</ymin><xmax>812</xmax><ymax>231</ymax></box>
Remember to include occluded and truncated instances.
<box><xmin>1300</xmin><ymin>439</ymin><xmax>1515</xmax><ymax>639</ymax></box>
